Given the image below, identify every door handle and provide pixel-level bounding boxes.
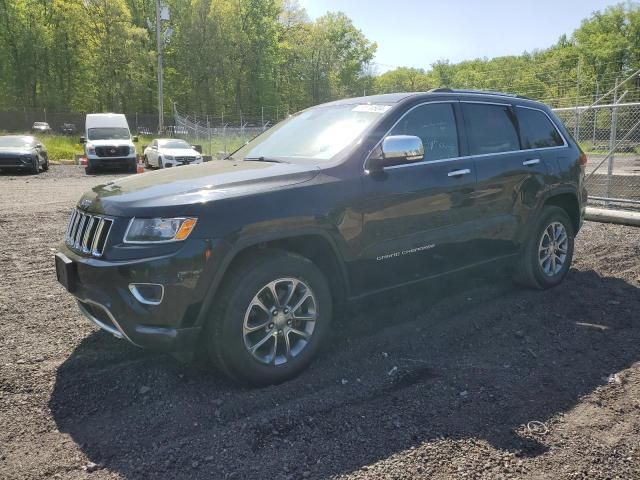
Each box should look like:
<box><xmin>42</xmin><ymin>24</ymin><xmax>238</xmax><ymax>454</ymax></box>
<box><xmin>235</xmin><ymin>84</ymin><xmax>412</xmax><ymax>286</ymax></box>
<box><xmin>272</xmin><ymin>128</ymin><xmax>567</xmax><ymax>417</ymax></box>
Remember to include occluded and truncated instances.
<box><xmin>448</xmin><ymin>168</ymin><xmax>471</xmax><ymax>177</ymax></box>
<box><xmin>522</xmin><ymin>159</ymin><xmax>540</xmax><ymax>166</ymax></box>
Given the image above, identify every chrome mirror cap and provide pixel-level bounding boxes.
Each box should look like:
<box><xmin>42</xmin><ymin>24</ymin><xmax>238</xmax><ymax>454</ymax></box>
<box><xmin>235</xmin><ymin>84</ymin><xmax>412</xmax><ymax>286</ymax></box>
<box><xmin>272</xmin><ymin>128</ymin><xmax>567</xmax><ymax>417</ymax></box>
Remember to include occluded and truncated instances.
<box><xmin>381</xmin><ymin>135</ymin><xmax>424</xmax><ymax>162</ymax></box>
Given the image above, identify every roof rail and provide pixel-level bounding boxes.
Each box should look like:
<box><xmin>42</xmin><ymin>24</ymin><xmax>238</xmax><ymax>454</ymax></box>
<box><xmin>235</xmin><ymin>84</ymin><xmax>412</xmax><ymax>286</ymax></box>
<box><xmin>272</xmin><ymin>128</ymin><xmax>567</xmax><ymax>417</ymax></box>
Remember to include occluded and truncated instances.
<box><xmin>428</xmin><ymin>88</ymin><xmax>530</xmax><ymax>100</ymax></box>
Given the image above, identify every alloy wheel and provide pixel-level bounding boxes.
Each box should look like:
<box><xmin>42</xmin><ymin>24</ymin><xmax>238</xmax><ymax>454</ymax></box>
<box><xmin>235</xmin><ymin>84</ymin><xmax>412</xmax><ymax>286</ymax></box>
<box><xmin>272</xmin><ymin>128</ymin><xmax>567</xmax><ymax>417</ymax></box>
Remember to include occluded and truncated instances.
<box><xmin>538</xmin><ymin>221</ymin><xmax>569</xmax><ymax>276</ymax></box>
<box><xmin>242</xmin><ymin>277</ymin><xmax>317</xmax><ymax>366</ymax></box>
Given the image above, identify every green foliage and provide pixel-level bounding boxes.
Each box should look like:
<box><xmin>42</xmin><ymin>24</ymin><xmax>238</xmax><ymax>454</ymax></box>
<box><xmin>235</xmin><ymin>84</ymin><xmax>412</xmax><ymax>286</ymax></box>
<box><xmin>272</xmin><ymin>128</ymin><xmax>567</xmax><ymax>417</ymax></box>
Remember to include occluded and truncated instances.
<box><xmin>0</xmin><ymin>0</ymin><xmax>376</xmax><ymax>119</ymax></box>
<box><xmin>371</xmin><ymin>3</ymin><xmax>640</xmax><ymax>107</ymax></box>
<box><xmin>0</xmin><ymin>1</ymin><xmax>638</xmax><ymax>117</ymax></box>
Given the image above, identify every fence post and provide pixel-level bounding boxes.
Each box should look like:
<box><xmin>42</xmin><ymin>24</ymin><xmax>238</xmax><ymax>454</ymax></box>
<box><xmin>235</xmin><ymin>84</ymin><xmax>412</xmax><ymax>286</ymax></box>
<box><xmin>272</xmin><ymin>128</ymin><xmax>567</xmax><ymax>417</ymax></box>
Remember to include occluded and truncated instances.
<box><xmin>574</xmin><ymin>60</ymin><xmax>581</xmax><ymax>138</ymax></box>
<box><xmin>606</xmin><ymin>80</ymin><xmax>619</xmax><ymax>204</ymax></box>
<box><xmin>207</xmin><ymin>115</ymin><xmax>211</xmax><ymax>157</ymax></box>
<box><xmin>592</xmin><ymin>81</ymin><xmax>599</xmax><ymax>145</ymax></box>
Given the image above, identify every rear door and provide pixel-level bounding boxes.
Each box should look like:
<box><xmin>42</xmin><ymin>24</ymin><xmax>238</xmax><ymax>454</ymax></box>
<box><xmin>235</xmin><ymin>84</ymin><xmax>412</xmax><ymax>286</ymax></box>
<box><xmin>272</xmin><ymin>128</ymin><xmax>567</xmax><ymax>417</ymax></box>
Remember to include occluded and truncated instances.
<box><xmin>515</xmin><ymin>104</ymin><xmax>568</xmax><ymax>180</ymax></box>
<box><xmin>462</xmin><ymin>101</ymin><xmax>549</xmax><ymax>258</ymax></box>
<box><xmin>355</xmin><ymin>101</ymin><xmax>478</xmax><ymax>293</ymax></box>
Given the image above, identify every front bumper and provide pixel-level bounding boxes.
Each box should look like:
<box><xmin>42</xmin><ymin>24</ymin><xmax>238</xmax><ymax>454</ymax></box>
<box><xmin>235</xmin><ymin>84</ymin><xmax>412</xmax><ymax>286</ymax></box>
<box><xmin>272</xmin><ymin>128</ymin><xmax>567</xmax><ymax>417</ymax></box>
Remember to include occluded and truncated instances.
<box><xmin>163</xmin><ymin>158</ymin><xmax>203</xmax><ymax>167</ymax></box>
<box><xmin>0</xmin><ymin>156</ymin><xmax>37</xmax><ymax>169</ymax></box>
<box><xmin>87</xmin><ymin>156</ymin><xmax>136</xmax><ymax>169</ymax></box>
<box><xmin>56</xmin><ymin>239</ymin><xmax>219</xmax><ymax>352</ymax></box>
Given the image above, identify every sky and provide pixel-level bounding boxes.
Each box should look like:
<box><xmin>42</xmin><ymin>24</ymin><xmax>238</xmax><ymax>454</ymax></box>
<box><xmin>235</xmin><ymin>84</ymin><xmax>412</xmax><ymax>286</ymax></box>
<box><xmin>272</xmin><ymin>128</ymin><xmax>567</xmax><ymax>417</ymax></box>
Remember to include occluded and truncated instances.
<box><xmin>298</xmin><ymin>0</ymin><xmax>618</xmax><ymax>73</ymax></box>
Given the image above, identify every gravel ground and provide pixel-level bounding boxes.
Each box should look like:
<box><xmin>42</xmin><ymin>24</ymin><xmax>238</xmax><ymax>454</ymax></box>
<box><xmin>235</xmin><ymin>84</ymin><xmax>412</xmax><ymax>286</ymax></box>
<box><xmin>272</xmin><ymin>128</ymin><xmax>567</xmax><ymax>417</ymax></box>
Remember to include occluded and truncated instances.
<box><xmin>1</xmin><ymin>165</ymin><xmax>640</xmax><ymax>480</ymax></box>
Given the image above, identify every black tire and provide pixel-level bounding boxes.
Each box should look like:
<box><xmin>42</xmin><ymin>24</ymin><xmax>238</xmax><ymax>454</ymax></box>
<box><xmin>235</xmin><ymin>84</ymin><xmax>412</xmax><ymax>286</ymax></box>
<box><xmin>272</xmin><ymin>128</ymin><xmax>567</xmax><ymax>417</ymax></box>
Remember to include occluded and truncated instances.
<box><xmin>143</xmin><ymin>155</ymin><xmax>149</xmax><ymax>169</ymax></box>
<box><xmin>514</xmin><ymin>205</ymin><xmax>575</xmax><ymax>289</ymax></box>
<box><xmin>85</xmin><ymin>160</ymin><xmax>95</xmax><ymax>175</ymax></box>
<box><xmin>206</xmin><ymin>249</ymin><xmax>332</xmax><ymax>386</ymax></box>
<box><xmin>128</xmin><ymin>158</ymin><xmax>137</xmax><ymax>173</ymax></box>
<box><xmin>31</xmin><ymin>156</ymin><xmax>39</xmax><ymax>174</ymax></box>
<box><xmin>41</xmin><ymin>156</ymin><xmax>49</xmax><ymax>172</ymax></box>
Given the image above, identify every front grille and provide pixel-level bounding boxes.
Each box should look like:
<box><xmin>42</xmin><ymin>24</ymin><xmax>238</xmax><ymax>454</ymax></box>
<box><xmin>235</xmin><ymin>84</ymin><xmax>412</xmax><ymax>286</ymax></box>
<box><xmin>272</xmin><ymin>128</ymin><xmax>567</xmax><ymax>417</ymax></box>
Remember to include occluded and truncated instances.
<box><xmin>0</xmin><ymin>157</ymin><xmax>21</xmax><ymax>166</ymax></box>
<box><xmin>95</xmin><ymin>146</ymin><xmax>130</xmax><ymax>157</ymax></box>
<box><xmin>175</xmin><ymin>156</ymin><xmax>196</xmax><ymax>163</ymax></box>
<box><xmin>65</xmin><ymin>209</ymin><xmax>113</xmax><ymax>257</ymax></box>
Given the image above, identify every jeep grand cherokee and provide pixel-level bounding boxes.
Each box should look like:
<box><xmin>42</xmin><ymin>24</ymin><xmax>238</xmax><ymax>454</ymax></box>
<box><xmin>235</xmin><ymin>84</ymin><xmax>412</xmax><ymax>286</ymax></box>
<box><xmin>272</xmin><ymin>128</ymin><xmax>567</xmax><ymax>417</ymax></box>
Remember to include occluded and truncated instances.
<box><xmin>55</xmin><ymin>89</ymin><xmax>587</xmax><ymax>385</ymax></box>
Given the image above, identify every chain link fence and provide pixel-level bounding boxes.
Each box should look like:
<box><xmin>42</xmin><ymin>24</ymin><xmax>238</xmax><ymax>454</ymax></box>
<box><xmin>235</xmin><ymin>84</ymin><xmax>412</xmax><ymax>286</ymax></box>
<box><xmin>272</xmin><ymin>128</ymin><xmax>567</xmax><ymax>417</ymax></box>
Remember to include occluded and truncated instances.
<box><xmin>170</xmin><ymin>103</ymin><xmax>293</xmax><ymax>158</ymax></box>
<box><xmin>554</xmin><ymin>99</ymin><xmax>640</xmax><ymax>209</ymax></box>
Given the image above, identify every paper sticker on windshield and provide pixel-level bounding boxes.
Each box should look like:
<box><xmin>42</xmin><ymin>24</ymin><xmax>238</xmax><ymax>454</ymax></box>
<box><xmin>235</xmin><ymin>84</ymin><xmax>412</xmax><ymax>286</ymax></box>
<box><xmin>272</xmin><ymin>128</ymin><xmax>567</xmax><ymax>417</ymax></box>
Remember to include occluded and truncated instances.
<box><xmin>352</xmin><ymin>104</ymin><xmax>391</xmax><ymax>113</ymax></box>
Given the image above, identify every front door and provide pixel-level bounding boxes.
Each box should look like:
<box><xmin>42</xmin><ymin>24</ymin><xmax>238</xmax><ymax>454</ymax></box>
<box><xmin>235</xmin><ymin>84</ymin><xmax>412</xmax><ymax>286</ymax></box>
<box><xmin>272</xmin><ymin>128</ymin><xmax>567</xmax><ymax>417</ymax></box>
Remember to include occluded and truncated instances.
<box><xmin>353</xmin><ymin>101</ymin><xmax>479</xmax><ymax>294</ymax></box>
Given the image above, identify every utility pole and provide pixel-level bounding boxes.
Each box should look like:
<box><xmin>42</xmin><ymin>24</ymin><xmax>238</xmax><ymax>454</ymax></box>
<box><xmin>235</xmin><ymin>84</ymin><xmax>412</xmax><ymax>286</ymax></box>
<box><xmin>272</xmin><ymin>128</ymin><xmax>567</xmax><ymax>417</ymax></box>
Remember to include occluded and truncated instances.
<box><xmin>156</xmin><ymin>0</ymin><xmax>164</xmax><ymax>134</ymax></box>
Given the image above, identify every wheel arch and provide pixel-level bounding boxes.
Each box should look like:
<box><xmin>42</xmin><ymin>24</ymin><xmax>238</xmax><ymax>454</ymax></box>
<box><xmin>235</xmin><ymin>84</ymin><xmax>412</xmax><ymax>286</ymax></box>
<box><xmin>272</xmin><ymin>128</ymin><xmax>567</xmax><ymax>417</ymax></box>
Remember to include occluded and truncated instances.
<box><xmin>543</xmin><ymin>191</ymin><xmax>581</xmax><ymax>234</ymax></box>
<box><xmin>196</xmin><ymin>230</ymin><xmax>350</xmax><ymax>328</ymax></box>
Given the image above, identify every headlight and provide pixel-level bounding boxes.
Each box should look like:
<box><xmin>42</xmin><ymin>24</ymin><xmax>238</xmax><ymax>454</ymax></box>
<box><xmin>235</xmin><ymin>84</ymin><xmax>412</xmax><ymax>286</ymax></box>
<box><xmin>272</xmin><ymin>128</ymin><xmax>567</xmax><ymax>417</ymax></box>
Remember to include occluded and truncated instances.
<box><xmin>124</xmin><ymin>217</ymin><xmax>197</xmax><ymax>243</ymax></box>
<box><xmin>130</xmin><ymin>146</ymin><xmax>136</xmax><ymax>155</ymax></box>
<box><xmin>87</xmin><ymin>146</ymin><xmax>96</xmax><ymax>154</ymax></box>
<box><xmin>164</xmin><ymin>155</ymin><xmax>174</xmax><ymax>161</ymax></box>
<box><xmin>196</xmin><ymin>155</ymin><xmax>203</xmax><ymax>161</ymax></box>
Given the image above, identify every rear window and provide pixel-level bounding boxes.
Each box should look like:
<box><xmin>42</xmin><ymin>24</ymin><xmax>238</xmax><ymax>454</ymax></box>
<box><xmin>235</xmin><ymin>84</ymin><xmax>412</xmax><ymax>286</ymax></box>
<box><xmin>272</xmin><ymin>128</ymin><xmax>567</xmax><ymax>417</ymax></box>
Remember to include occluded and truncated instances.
<box><xmin>517</xmin><ymin>107</ymin><xmax>565</xmax><ymax>149</ymax></box>
<box><xmin>462</xmin><ymin>103</ymin><xmax>520</xmax><ymax>155</ymax></box>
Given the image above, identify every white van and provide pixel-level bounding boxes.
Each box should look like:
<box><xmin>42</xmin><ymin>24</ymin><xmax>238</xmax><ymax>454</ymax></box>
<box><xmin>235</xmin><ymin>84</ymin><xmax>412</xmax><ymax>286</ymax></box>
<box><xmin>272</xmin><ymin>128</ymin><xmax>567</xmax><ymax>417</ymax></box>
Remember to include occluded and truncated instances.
<box><xmin>80</xmin><ymin>113</ymin><xmax>138</xmax><ymax>174</ymax></box>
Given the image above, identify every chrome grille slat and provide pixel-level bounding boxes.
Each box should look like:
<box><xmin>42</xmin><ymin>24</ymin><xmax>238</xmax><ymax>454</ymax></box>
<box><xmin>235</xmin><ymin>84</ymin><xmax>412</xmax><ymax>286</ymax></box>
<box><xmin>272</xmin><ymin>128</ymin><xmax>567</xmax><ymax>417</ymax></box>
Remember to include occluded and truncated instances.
<box><xmin>91</xmin><ymin>218</ymin><xmax>105</xmax><ymax>255</ymax></box>
<box><xmin>64</xmin><ymin>208</ymin><xmax>113</xmax><ymax>257</ymax></box>
<box><xmin>65</xmin><ymin>209</ymin><xmax>77</xmax><ymax>241</ymax></box>
<box><xmin>74</xmin><ymin>215</ymin><xmax>87</xmax><ymax>248</ymax></box>
<box><xmin>81</xmin><ymin>217</ymin><xmax>96</xmax><ymax>252</ymax></box>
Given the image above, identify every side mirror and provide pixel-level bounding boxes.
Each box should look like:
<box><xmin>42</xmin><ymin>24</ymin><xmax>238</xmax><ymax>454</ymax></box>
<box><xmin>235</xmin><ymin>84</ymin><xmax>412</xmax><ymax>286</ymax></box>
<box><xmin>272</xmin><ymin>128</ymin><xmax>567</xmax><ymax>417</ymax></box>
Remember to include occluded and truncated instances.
<box><xmin>35</xmin><ymin>143</ymin><xmax>43</xmax><ymax>149</ymax></box>
<box><xmin>132</xmin><ymin>136</ymin><xmax>139</xmax><ymax>142</ymax></box>
<box><xmin>79</xmin><ymin>136</ymin><xmax>86</xmax><ymax>144</ymax></box>
<box><xmin>368</xmin><ymin>135</ymin><xmax>424</xmax><ymax>172</ymax></box>
<box><xmin>151</xmin><ymin>145</ymin><xmax>157</xmax><ymax>150</ymax></box>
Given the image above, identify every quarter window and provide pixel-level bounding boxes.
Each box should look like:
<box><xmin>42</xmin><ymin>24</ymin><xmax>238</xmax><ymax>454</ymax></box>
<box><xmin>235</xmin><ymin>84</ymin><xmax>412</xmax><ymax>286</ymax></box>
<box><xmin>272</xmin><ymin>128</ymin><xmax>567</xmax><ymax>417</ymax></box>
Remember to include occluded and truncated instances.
<box><xmin>389</xmin><ymin>103</ymin><xmax>459</xmax><ymax>161</ymax></box>
<box><xmin>517</xmin><ymin>107</ymin><xmax>564</xmax><ymax>149</ymax></box>
<box><xmin>462</xmin><ymin>103</ymin><xmax>520</xmax><ymax>155</ymax></box>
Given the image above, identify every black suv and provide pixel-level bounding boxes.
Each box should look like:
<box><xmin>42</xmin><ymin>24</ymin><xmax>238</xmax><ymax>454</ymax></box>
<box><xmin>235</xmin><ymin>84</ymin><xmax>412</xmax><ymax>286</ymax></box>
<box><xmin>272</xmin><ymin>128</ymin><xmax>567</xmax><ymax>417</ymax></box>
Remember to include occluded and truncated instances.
<box><xmin>55</xmin><ymin>90</ymin><xmax>587</xmax><ymax>385</ymax></box>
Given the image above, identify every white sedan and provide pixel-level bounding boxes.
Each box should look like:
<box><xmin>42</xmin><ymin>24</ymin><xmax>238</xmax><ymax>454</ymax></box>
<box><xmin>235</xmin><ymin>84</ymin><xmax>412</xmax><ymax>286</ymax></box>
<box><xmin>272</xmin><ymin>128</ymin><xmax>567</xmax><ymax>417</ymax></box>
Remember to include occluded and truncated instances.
<box><xmin>143</xmin><ymin>138</ymin><xmax>203</xmax><ymax>168</ymax></box>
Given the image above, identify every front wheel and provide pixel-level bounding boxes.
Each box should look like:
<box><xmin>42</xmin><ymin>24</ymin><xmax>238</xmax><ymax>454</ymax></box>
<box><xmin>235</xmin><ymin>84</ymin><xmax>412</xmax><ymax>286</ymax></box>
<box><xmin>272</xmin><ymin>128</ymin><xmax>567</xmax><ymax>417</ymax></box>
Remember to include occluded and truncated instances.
<box><xmin>41</xmin><ymin>156</ymin><xmax>49</xmax><ymax>171</ymax></box>
<box><xmin>514</xmin><ymin>206</ymin><xmax>575</xmax><ymax>289</ymax></box>
<box><xmin>31</xmin><ymin>157</ymin><xmax>39</xmax><ymax>174</ymax></box>
<box><xmin>206</xmin><ymin>250</ymin><xmax>332</xmax><ymax>386</ymax></box>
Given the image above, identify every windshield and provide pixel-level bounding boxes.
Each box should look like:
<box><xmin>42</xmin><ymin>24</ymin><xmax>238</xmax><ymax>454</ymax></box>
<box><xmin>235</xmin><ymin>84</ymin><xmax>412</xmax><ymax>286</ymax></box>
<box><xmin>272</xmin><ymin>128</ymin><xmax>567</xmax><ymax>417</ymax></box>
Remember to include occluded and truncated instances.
<box><xmin>0</xmin><ymin>136</ymin><xmax>33</xmax><ymax>148</ymax></box>
<box><xmin>232</xmin><ymin>103</ymin><xmax>391</xmax><ymax>162</ymax></box>
<box><xmin>87</xmin><ymin>127</ymin><xmax>130</xmax><ymax>140</ymax></box>
<box><xmin>160</xmin><ymin>140</ymin><xmax>191</xmax><ymax>149</ymax></box>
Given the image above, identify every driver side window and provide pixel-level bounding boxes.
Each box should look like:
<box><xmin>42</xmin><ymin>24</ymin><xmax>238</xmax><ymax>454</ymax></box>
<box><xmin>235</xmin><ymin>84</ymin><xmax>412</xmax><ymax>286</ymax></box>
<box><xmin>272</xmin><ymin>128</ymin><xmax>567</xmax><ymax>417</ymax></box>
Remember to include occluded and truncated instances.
<box><xmin>389</xmin><ymin>103</ymin><xmax>459</xmax><ymax>161</ymax></box>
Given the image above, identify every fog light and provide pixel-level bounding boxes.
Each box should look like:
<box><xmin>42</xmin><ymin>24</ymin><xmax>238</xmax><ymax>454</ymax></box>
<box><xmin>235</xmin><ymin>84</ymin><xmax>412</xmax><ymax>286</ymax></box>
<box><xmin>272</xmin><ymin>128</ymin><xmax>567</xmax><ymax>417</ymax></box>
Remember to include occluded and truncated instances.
<box><xmin>129</xmin><ymin>283</ymin><xmax>164</xmax><ymax>305</ymax></box>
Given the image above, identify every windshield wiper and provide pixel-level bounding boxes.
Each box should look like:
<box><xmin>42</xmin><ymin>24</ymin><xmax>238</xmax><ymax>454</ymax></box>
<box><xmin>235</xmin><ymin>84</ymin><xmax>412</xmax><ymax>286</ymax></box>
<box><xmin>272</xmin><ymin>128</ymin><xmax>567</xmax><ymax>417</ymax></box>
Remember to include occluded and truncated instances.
<box><xmin>244</xmin><ymin>156</ymin><xmax>285</xmax><ymax>163</ymax></box>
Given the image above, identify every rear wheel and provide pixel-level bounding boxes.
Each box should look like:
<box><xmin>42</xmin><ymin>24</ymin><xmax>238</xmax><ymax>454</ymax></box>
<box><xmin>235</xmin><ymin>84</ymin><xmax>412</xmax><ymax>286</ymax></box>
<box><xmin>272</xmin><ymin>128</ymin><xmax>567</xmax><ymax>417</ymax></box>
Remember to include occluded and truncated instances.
<box><xmin>206</xmin><ymin>250</ymin><xmax>332</xmax><ymax>386</ymax></box>
<box><xmin>514</xmin><ymin>206</ymin><xmax>574</xmax><ymax>289</ymax></box>
<box><xmin>41</xmin><ymin>156</ymin><xmax>49</xmax><ymax>172</ymax></box>
<box><xmin>143</xmin><ymin>155</ymin><xmax>150</xmax><ymax>168</ymax></box>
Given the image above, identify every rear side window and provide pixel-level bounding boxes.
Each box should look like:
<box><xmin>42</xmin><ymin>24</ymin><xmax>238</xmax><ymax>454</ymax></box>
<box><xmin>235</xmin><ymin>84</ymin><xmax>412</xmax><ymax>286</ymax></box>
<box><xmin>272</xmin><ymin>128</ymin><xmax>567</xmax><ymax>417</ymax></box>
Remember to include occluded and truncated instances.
<box><xmin>389</xmin><ymin>103</ymin><xmax>459</xmax><ymax>161</ymax></box>
<box><xmin>517</xmin><ymin>107</ymin><xmax>565</xmax><ymax>149</ymax></box>
<box><xmin>462</xmin><ymin>103</ymin><xmax>520</xmax><ymax>155</ymax></box>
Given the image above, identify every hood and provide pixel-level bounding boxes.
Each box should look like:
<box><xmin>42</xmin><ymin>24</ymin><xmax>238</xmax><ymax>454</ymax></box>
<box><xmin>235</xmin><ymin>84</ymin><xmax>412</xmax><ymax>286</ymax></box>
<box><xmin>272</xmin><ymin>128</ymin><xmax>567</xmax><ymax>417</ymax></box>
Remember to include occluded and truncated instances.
<box><xmin>160</xmin><ymin>148</ymin><xmax>201</xmax><ymax>157</ymax></box>
<box><xmin>86</xmin><ymin>139</ymin><xmax>134</xmax><ymax>148</ymax></box>
<box><xmin>79</xmin><ymin>159</ymin><xmax>320</xmax><ymax>216</ymax></box>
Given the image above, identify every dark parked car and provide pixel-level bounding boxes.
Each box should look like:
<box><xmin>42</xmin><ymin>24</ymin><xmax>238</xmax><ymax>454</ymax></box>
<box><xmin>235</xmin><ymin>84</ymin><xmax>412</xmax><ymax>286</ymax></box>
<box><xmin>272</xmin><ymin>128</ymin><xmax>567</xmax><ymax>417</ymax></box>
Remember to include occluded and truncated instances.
<box><xmin>55</xmin><ymin>89</ymin><xmax>587</xmax><ymax>385</ymax></box>
<box><xmin>61</xmin><ymin>123</ymin><xmax>76</xmax><ymax>135</ymax></box>
<box><xmin>31</xmin><ymin>122</ymin><xmax>51</xmax><ymax>134</ymax></box>
<box><xmin>0</xmin><ymin>135</ymin><xmax>49</xmax><ymax>174</ymax></box>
